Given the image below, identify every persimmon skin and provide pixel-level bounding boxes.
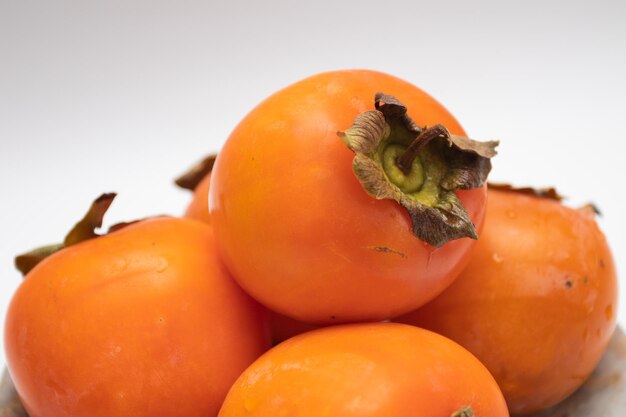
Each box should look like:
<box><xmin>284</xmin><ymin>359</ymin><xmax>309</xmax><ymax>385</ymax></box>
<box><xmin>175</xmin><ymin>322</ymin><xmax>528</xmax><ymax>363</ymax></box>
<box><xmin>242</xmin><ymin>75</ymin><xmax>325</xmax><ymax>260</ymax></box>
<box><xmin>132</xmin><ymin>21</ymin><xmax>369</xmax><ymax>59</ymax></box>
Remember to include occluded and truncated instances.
<box><xmin>218</xmin><ymin>323</ymin><xmax>509</xmax><ymax>417</ymax></box>
<box><xmin>4</xmin><ymin>217</ymin><xmax>269</xmax><ymax>417</ymax></box>
<box><xmin>184</xmin><ymin>173</ymin><xmax>212</xmax><ymax>224</ymax></box>
<box><xmin>397</xmin><ymin>189</ymin><xmax>618</xmax><ymax>415</ymax></box>
<box><xmin>181</xmin><ymin>172</ymin><xmax>318</xmax><ymax>344</ymax></box>
<box><xmin>209</xmin><ymin>69</ymin><xmax>487</xmax><ymax>324</ymax></box>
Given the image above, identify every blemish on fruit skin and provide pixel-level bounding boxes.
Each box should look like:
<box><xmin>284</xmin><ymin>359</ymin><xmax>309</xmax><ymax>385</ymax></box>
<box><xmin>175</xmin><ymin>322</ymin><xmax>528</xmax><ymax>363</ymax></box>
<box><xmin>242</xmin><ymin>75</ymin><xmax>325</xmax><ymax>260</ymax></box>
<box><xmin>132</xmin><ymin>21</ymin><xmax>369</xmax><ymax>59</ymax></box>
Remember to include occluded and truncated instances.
<box><xmin>366</xmin><ymin>246</ymin><xmax>407</xmax><ymax>258</ymax></box>
<box><xmin>565</xmin><ymin>278</ymin><xmax>573</xmax><ymax>289</ymax></box>
<box><xmin>605</xmin><ymin>304</ymin><xmax>613</xmax><ymax>321</ymax></box>
<box><xmin>583</xmin><ymin>276</ymin><xmax>589</xmax><ymax>284</ymax></box>
<box><xmin>492</xmin><ymin>253</ymin><xmax>503</xmax><ymax>263</ymax></box>
<box><xmin>599</xmin><ymin>259</ymin><xmax>605</xmax><ymax>269</ymax></box>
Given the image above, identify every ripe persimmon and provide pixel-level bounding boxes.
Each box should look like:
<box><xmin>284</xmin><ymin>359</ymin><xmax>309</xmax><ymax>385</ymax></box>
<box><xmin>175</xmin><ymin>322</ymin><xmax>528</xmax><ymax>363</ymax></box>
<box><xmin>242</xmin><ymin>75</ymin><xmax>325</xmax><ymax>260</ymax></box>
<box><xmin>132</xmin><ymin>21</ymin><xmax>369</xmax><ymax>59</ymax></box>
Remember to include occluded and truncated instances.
<box><xmin>397</xmin><ymin>186</ymin><xmax>618</xmax><ymax>415</ymax></box>
<box><xmin>209</xmin><ymin>70</ymin><xmax>497</xmax><ymax>323</ymax></box>
<box><xmin>218</xmin><ymin>323</ymin><xmax>509</xmax><ymax>417</ymax></box>
<box><xmin>5</xmin><ymin>199</ymin><xmax>269</xmax><ymax>417</ymax></box>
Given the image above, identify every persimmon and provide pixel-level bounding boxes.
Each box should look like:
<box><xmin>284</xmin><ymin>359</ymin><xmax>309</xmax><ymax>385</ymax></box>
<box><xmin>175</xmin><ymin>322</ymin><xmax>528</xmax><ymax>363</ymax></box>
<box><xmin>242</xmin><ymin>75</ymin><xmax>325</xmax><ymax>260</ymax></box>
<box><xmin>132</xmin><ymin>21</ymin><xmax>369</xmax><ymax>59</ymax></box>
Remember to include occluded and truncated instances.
<box><xmin>5</xmin><ymin>195</ymin><xmax>269</xmax><ymax>417</ymax></box>
<box><xmin>218</xmin><ymin>323</ymin><xmax>509</xmax><ymax>417</ymax></box>
<box><xmin>397</xmin><ymin>186</ymin><xmax>618</xmax><ymax>415</ymax></box>
<box><xmin>209</xmin><ymin>70</ymin><xmax>497</xmax><ymax>323</ymax></box>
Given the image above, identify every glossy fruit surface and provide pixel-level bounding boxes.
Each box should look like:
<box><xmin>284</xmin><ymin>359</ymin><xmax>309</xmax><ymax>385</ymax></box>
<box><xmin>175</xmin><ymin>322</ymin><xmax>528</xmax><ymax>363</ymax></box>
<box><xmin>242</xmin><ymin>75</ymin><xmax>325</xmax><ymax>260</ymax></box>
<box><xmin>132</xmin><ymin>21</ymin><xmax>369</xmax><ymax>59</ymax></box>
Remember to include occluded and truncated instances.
<box><xmin>218</xmin><ymin>322</ymin><xmax>509</xmax><ymax>417</ymax></box>
<box><xmin>209</xmin><ymin>69</ymin><xmax>487</xmax><ymax>323</ymax></box>
<box><xmin>397</xmin><ymin>188</ymin><xmax>618</xmax><ymax>415</ymax></box>
<box><xmin>5</xmin><ymin>217</ymin><xmax>269</xmax><ymax>417</ymax></box>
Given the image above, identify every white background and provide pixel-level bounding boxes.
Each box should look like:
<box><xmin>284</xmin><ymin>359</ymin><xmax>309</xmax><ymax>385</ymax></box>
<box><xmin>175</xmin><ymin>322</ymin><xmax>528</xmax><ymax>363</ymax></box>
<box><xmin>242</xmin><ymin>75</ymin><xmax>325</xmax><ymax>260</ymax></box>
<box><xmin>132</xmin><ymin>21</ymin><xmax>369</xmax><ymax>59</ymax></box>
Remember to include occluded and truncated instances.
<box><xmin>1</xmin><ymin>0</ymin><xmax>625</xmax><ymax>369</ymax></box>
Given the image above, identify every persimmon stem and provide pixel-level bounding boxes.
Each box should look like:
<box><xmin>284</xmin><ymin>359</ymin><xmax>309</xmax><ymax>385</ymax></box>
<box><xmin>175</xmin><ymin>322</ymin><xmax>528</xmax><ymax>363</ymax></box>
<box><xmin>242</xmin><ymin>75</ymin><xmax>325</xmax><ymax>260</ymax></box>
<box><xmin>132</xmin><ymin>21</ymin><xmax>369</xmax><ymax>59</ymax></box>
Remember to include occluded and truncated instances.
<box><xmin>395</xmin><ymin>124</ymin><xmax>450</xmax><ymax>175</ymax></box>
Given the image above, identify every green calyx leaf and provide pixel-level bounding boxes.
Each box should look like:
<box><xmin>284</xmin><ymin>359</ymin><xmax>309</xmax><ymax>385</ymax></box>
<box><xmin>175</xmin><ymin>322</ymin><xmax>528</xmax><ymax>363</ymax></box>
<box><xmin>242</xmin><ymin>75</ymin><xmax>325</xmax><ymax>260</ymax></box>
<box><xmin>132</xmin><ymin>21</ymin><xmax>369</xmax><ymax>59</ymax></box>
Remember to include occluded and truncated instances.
<box><xmin>338</xmin><ymin>93</ymin><xmax>498</xmax><ymax>248</ymax></box>
<box><xmin>14</xmin><ymin>193</ymin><xmax>117</xmax><ymax>276</ymax></box>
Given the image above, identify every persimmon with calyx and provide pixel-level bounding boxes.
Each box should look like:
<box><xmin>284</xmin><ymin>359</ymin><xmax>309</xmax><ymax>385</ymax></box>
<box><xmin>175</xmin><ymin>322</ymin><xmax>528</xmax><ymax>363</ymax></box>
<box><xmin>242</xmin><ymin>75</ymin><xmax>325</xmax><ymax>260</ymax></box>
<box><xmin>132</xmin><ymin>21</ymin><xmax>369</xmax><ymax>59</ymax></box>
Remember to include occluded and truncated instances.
<box><xmin>5</xmin><ymin>194</ymin><xmax>269</xmax><ymax>417</ymax></box>
<box><xmin>396</xmin><ymin>185</ymin><xmax>618</xmax><ymax>415</ymax></box>
<box><xmin>209</xmin><ymin>70</ymin><xmax>497</xmax><ymax>324</ymax></box>
<box><xmin>218</xmin><ymin>323</ymin><xmax>509</xmax><ymax>417</ymax></box>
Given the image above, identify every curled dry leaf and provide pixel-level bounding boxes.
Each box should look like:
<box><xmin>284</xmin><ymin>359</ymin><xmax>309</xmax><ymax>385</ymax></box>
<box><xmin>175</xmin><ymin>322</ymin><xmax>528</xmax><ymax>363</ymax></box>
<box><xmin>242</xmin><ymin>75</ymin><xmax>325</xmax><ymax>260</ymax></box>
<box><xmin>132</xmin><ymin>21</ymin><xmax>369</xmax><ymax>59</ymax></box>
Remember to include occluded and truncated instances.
<box><xmin>175</xmin><ymin>154</ymin><xmax>217</xmax><ymax>191</ymax></box>
<box><xmin>339</xmin><ymin>93</ymin><xmax>498</xmax><ymax>248</ymax></box>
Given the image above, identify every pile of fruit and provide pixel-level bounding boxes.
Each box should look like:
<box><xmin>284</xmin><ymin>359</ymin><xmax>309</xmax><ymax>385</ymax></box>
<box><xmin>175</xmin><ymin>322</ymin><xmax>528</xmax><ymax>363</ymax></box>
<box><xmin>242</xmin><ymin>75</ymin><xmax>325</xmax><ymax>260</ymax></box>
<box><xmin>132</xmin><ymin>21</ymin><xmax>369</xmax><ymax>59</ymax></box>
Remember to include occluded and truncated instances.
<box><xmin>3</xmin><ymin>70</ymin><xmax>618</xmax><ymax>417</ymax></box>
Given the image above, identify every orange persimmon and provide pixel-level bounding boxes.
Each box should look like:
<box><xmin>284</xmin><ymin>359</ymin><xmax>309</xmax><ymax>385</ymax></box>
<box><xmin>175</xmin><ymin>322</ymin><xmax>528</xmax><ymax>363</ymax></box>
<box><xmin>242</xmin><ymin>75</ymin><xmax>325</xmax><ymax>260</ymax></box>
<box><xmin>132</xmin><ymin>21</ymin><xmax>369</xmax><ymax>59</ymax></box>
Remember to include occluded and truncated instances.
<box><xmin>218</xmin><ymin>323</ymin><xmax>509</xmax><ymax>417</ymax></box>
<box><xmin>397</xmin><ymin>186</ymin><xmax>618</xmax><ymax>415</ymax></box>
<box><xmin>5</xmin><ymin>216</ymin><xmax>269</xmax><ymax>417</ymax></box>
<box><xmin>209</xmin><ymin>70</ymin><xmax>496</xmax><ymax>324</ymax></box>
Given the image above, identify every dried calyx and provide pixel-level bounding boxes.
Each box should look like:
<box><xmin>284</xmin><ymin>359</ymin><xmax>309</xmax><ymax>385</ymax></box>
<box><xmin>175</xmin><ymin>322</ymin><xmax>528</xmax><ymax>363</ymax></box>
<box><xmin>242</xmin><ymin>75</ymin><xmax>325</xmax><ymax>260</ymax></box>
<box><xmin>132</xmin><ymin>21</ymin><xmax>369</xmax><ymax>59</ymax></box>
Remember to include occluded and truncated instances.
<box><xmin>15</xmin><ymin>193</ymin><xmax>117</xmax><ymax>275</ymax></box>
<box><xmin>338</xmin><ymin>93</ymin><xmax>498</xmax><ymax>248</ymax></box>
<box><xmin>488</xmin><ymin>183</ymin><xmax>602</xmax><ymax>216</ymax></box>
<box><xmin>175</xmin><ymin>154</ymin><xmax>217</xmax><ymax>191</ymax></box>
<box><xmin>488</xmin><ymin>183</ymin><xmax>563</xmax><ymax>201</ymax></box>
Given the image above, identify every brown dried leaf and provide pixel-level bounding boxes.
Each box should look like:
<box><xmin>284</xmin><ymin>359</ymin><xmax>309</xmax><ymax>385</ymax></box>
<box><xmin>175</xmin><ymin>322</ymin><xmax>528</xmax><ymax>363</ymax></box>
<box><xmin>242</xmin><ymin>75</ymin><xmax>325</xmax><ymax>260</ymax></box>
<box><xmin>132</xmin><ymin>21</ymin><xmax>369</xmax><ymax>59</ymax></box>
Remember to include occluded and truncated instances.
<box><xmin>175</xmin><ymin>154</ymin><xmax>217</xmax><ymax>191</ymax></box>
<box><xmin>339</xmin><ymin>93</ymin><xmax>496</xmax><ymax>247</ymax></box>
<box><xmin>488</xmin><ymin>183</ymin><xmax>563</xmax><ymax>201</ymax></box>
<box><xmin>338</xmin><ymin>111</ymin><xmax>387</xmax><ymax>155</ymax></box>
<box><xmin>14</xmin><ymin>193</ymin><xmax>117</xmax><ymax>277</ymax></box>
